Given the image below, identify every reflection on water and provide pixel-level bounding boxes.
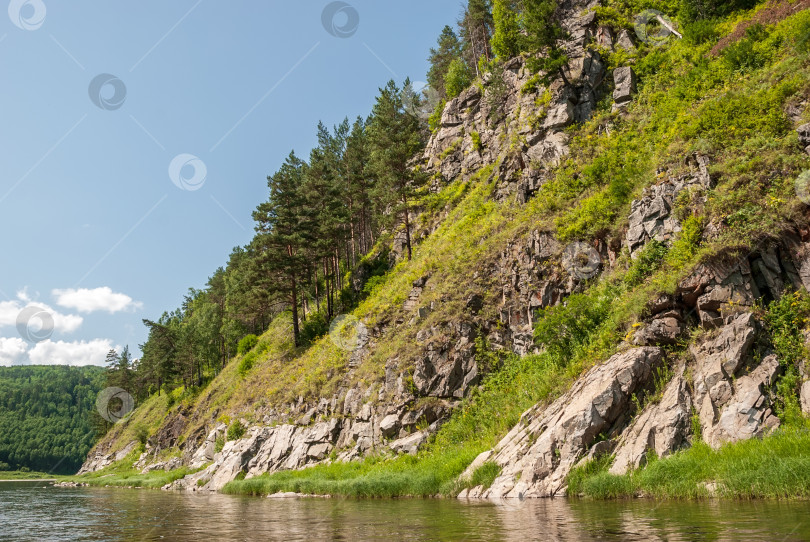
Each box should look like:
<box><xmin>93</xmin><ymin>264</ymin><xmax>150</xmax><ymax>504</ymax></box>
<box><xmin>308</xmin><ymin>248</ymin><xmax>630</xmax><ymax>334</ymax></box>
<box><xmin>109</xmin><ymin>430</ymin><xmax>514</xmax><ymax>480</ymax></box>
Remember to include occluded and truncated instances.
<box><xmin>0</xmin><ymin>481</ymin><xmax>808</xmax><ymax>541</ymax></box>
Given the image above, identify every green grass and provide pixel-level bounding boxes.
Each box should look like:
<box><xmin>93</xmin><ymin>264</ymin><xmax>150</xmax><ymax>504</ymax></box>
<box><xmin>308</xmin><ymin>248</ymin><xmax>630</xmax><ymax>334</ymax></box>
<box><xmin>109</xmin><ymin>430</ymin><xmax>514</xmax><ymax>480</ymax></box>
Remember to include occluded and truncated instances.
<box><xmin>223</xmin><ymin>449</ymin><xmax>481</xmax><ymax>498</ymax></box>
<box><xmin>569</xmin><ymin>426</ymin><xmax>810</xmax><ymax>499</ymax></box>
<box><xmin>0</xmin><ymin>470</ymin><xmax>58</xmax><ymax>480</ymax></box>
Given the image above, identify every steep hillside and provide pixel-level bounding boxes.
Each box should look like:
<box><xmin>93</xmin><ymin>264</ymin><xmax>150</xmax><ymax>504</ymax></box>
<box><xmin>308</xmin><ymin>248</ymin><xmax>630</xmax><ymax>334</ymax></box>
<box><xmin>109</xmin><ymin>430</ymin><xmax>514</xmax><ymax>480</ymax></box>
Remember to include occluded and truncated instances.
<box><xmin>76</xmin><ymin>0</ymin><xmax>810</xmax><ymax>498</ymax></box>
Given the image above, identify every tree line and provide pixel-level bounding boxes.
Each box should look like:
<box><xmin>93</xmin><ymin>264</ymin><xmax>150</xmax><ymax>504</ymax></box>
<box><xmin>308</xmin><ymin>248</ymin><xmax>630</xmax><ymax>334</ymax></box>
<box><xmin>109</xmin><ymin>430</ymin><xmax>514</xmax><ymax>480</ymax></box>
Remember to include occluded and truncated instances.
<box><xmin>0</xmin><ymin>366</ymin><xmax>105</xmax><ymax>474</ymax></box>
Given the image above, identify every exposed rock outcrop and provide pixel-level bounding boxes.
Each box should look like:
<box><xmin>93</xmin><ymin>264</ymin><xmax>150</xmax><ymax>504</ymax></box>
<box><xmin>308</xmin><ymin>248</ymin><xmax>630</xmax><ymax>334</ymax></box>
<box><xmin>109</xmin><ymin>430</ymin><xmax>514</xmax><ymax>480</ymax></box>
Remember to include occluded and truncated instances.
<box><xmin>78</xmin><ymin>440</ymin><xmax>138</xmax><ymax>475</ymax></box>
<box><xmin>611</xmin><ymin>313</ymin><xmax>782</xmax><ymax>474</ymax></box>
<box><xmin>423</xmin><ymin>3</ymin><xmax>607</xmax><ymax>205</ymax></box>
<box><xmin>625</xmin><ymin>154</ymin><xmax>712</xmax><ymax>257</ymax></box>
<box><xmin>610</xmin><ymin>365</ymin><xmax>693</xmax><ymax>474</ymax></box>
<box><xmin>461</xmin><ymin>347</ymin><xmax>663</xmax><ymax>499</ymax></box>
<box><xmin>612</xmin><ymin>66</ymin><xmax>636</xmax><ymax>110</ymax></box>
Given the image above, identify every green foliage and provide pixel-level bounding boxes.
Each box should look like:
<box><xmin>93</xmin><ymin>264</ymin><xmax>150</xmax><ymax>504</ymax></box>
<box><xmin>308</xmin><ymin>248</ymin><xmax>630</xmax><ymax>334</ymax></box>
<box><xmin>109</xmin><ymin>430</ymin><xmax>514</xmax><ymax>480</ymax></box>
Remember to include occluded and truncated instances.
<box><xmin>238</xmin><ymin>352</ymin><xmax>258</xmax><ymax>377</ymax></box>
<box><xmin>625</xmin><ymin>241</ymin><xmax>669</xmax><ymax>286</ymax></box>
<box><xmin>491</xmin><ymin>0</ymin><xmax>522</xmax><ymax>59</ymax></box>
<box><xmin>763</xmin><ymin>289</ymin><xmax>810</xmax><ymax>369</ymax></box>
<box><xmin>683</xmin><ymin>17</ymin><xmax>721</xmax><ymax>45</ymax></box>
<box><xmin>429</xmin><ymin>99</ymin><xmax>447</xmax><ymax>134</ymax></box>
<box><xmin>470</xmin><ymin>130</ymin><xmax>483</xmax><ymax>152</ymax></box>
<box><xmin>227</xmin><ymin>421</ymin><xmax>246</xmax><ymax>441</ymax></box>
<box><xmin>567</xmin><ymin>454</ymin><xmax>615</xmax><ymax>496</ymax></box>
<box><xmin>134</xmin><ymin>425</ymin><xmax>149</xmax><ymax>447</ymax></box>
<box><xmin>534</xmin><ymin>286</ymin><xmax>617</xmax><ymax>362</ymax></box>
<box><xmin>0</xmin><ymin>366</ymin><xmax>105</xmax><ymax>474</ymax></box>
<box><xmin>427</xmin><ymin>25</ymin><xmax>463</xmax><ymax>98</ymax></box>
<box><xmin>763</xmin><ymin>290</ymin><xmax>810</xmax><ymax>426</ymax></box>
<box><xmin>722</xmin><ymin>23</ymin><xmax>773</xmax><ymax>71</ymax></box>
<box><xmin>445</xmin><ymin>58</ymin><xmax>474</xmax><ymax>99</ymax></box>
<box><xmin>299</xmin><ymin>312</ymin><xmax>330</xmax><ymax>347</ymax></box>
<box><xmin>237</xmin><ymin>334</ymin><xmax>259</xmax><ymax>355</ymax></box>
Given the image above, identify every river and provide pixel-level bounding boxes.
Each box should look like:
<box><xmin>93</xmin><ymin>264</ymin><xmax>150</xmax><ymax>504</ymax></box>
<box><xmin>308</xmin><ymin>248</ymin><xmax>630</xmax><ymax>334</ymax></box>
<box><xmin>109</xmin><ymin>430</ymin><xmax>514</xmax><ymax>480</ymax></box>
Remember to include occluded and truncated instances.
<box><xmin>1</xmin><ymin>481</ymin><xmax>809</xmax><ymax>541</ymax></box>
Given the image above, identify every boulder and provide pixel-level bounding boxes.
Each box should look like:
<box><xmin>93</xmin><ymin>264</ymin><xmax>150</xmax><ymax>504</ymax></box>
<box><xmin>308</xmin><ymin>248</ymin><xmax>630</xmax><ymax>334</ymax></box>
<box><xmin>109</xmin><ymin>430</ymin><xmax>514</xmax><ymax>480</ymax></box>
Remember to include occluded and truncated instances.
<box><xmin>705</xmin><ymin>355</ymin><xmax>781</xmax><ymax>447</ymax></box>
<box><xmin>189</xmin><ymin>423</ymin><xmax>226</xmax><ymax>469</ymax></box>
<box><xmin>612</xmin><ymin>67</ymin><xmax>637</xmax><ymax>108</ymax></box>
<box><xmin>380</xmin><ymin>414</ymin><xmax>401</xmax><ymax>438</ymax></box>
<box><xmin>798</xmin><ymin>123</ymin><xmax>810</xmax><ymax>154</ymax></box>
<box><xmin>801</xmin><ymin>380</ymin><xmax>810</xmax><ymax>415</ymax></box>
<box><xmin>633</xmin><ymin>316</ymin><xmax>684</xmax><ymax>346</ymax></box>
<box><xmin>389</xmin><ymin>431</ymin><xmax>428</xmax><ymax>455</ymax></box>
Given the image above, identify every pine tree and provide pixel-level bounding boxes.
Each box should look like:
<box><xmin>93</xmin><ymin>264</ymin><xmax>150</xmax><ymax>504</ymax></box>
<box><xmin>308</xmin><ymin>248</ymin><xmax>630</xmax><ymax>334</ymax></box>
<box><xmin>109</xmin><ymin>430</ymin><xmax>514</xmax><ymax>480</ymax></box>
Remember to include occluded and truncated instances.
<box><xmin>253</xmin><ymin>151</ymin><xmax>312</xmax><ymax>346</ymax></box>
<box><xmin>522</xmin><ymin>0</ymin><xmax>567</xmax><ymax>76</ymax></box>
<box><xmin>427</xmin><ymin>25</ymin><xmax>463</xmax><ymax>98</ymax></box>
<box><xmin>367</xmin><ymin>80</ymin><xmax>425</xmax><ymax>261</ymax></box>
<box><xmin>345</xmin><ymin>116</ymin><xmax>376</xmax><ymax>257</ymax></box>
<box><xmin>459</xmin><ymin>0</ymin><xmax>494</xmax><ymax>75</ymax></box>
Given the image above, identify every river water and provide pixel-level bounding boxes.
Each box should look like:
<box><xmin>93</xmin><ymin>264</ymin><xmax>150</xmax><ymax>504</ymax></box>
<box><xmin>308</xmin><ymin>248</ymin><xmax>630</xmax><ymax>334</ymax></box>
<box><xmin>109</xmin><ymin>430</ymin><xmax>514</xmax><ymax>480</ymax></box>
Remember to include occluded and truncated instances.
<box><xmin>1</xmin><ymin>481</ymin><xmax>809</xmax><ymax>541</ymax></box>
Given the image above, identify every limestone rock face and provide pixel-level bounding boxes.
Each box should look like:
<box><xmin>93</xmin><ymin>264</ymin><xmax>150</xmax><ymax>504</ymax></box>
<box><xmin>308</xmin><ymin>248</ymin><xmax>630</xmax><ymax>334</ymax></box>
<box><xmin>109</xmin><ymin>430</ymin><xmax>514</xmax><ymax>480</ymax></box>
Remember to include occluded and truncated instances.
<box><xmin>188</xmin><ymin>423</ymin><xmax>226</xmax><ymax>469</ymax></box>
<box><xmin>609</xmin><ymin>314</ymin><xmax>782</xmax><ymax>475</ymax></box>
<box><xmin>78</xmin><ymin>440</ymin><xmax>138</xmax><ymax>475</ymax></box>
<box><xmin>690</xmin><ymin>314</ymin><xmax>782</xmax><ymax>448</ymax></box>
<box><xmin>464</xmin><ymin>347</ymin><xmax>663</xmax><ymax>499</ymax></box>
<box><xmin>705</xmin><ymin>355</ymin><xmax>781</xmax><ymax>446</ymax></box>
<box><xmin>496</xmin><ymin>230</ymin><xmax>569</xmax><ymax>355</ymax></box>
<box><xmin>413</xmin><ymin>321</ymin><xmax>479</xmax><ymax>398</ymax></box>
<box><xmin>625</xmin><ymin>154</ymin><xmax>712</xmax><ymax>257</ymax></box>
<box><xmin>423</xmin><ymin>4</ymin><xmax>607</xmax><ymax>205</ymax></box>
<box><xmin>610</xmin><ymin>366</ymin><xmax>692</xmax><ymax>474</ymax></box>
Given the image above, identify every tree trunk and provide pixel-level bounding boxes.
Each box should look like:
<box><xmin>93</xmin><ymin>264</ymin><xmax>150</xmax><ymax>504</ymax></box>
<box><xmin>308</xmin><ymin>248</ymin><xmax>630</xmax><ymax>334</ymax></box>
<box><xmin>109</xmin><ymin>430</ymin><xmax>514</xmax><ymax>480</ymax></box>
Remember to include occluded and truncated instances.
<box><xmin>291</xmin><ymin>275</ymin><xmax>300</xmax><ymax>347</ymax></box>
<box><xmin>402</xmin><ymin>196</ymin><xmax>412</xmax><ymax>260</ymax></box>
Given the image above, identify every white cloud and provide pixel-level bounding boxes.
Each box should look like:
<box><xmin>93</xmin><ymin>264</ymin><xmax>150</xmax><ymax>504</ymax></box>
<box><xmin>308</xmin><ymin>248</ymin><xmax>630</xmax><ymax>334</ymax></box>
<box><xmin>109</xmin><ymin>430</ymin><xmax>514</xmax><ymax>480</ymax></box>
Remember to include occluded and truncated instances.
<box><xmin>0</xmin><ymin>337</ymin><xmax>28</xmax><ymax>366</ymax></box>
<box><xmin>28</xmin><ymin>339</ymin><xmax>115</xmax><ymax>366</ymax></box>
<box><xmin>53</xmin><ymin>287</ymin><xmax>143</xmax><ymax>314</ymax></box>
<box><xmin>0</xmin><ymin>293</ymin><xmax>82</xmax><ymax>335</ymax></box>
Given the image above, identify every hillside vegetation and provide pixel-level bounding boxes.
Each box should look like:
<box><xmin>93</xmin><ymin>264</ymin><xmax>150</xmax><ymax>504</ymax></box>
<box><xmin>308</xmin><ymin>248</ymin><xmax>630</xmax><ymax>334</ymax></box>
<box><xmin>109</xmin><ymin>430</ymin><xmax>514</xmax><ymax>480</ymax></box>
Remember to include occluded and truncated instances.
<box><xmin>79</xmin><ymin>0</ymin><xmax>810</xmax><ymax>498</ymax></box>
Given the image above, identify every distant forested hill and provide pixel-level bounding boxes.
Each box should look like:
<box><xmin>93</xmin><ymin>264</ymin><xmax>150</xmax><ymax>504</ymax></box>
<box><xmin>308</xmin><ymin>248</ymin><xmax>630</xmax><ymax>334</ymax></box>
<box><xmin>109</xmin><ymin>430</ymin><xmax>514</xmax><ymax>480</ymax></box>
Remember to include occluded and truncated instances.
<box><xmin>0</xmin><ymin>366</ymin><xmax>106</xmax><ymax>474</ymax></box>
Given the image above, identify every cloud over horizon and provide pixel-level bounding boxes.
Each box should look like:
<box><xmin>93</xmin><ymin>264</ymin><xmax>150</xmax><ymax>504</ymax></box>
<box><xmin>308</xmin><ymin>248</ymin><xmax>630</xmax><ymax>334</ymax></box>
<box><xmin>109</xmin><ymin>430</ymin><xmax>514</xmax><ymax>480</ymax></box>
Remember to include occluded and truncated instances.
<box><xmin>53</xmin><ymin>287</ymin><xmax>143</xmax><ymax>314</ymax></box>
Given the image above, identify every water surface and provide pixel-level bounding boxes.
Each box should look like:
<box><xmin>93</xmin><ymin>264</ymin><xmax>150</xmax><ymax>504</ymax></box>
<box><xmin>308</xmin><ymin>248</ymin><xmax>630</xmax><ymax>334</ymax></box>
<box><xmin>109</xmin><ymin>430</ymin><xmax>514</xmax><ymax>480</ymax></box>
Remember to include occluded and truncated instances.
<box><xmin>1</xmin><ymin>481</ymin><xmax>809</xmax><ymax>541</ymax></box>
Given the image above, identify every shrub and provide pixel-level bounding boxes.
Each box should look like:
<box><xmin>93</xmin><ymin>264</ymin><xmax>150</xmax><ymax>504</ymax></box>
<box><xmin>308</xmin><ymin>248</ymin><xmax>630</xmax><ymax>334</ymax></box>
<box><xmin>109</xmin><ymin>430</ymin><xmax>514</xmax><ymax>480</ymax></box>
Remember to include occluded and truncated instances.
<box><xmin>237</xmin><ymin>334</ymin><xmax>258</xmax><ymax>355</ymax></box>
<box><xmin>625</xmin><ymin>241</ymin><xmax>669</xmax><ymax>286</ymax></box>
<box><xmin>470</xmin><ymin>130</ymin><xmax>483</xmax><ymax>152</ymax></box>
<box><xmin>445</xmin><ymin>58</ymin><xmax>473</xmax><ymax>99</ymax></box>
<box><xmin>227</xmin><ymin>421</ymin><xmax>246</xmax><ymax>441</ymax></box>
<box><xmin>299</xmin><ymin>312</ymin><xmax>329</xmax><ymax>347</ymax></box>
<box><xmin>134</xmin><ymin>425</ymin><xmax>149</xmax><ymax>446</ymax></box>
<box><xmin>238</xmin><ymin>352</ymin><xmax>257</xmax><ymax>376</ymax></box>
<box><xmin>722</xmin><ymin>24</ymin><xmax>771</xmax><ymax>71</ymax></box>
<box><xmin>429</xmin><ymin>99</ymin><xmax>446</xmax><ymax>134</ymax></box>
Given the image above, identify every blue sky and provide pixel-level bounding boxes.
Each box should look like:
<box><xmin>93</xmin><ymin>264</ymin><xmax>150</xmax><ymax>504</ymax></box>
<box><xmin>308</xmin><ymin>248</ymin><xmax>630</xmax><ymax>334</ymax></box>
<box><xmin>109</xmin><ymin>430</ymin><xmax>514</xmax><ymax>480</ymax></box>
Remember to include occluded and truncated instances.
<box><xmin>0</xmin><ymin>0</ymin><xmax>461</xmax><ymax>366</ymax></box>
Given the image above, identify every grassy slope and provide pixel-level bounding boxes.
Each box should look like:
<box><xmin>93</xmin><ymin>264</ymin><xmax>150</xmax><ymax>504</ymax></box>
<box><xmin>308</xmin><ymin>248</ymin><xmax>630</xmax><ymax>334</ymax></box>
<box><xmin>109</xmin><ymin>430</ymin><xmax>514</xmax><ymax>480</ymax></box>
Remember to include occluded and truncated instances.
<box><xmin>83</xmin><ymin>4</ymin><xmax>810</xmax><ymax>498</ymax></box>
